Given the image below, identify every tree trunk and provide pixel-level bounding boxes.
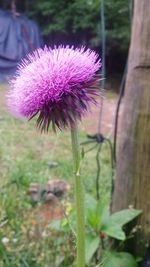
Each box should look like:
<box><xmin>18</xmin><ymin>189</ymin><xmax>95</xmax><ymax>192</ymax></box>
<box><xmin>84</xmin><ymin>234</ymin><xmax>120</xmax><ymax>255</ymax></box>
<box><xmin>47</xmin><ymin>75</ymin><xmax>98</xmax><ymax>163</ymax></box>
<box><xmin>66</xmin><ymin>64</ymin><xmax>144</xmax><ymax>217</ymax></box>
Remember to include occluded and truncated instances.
<box><xmin>112</xmin><ymin>0</ymin><xmax>150</xmax><ymax>255</ymax></box>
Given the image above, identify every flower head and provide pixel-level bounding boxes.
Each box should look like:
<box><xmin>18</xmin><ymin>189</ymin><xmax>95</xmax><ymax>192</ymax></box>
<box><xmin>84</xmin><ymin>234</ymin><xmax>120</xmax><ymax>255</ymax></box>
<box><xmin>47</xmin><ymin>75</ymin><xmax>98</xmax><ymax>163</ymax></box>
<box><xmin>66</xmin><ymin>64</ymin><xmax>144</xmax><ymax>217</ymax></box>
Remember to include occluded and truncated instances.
<box><xmin>7</xmin><ymin>46</ymin><xmax>101</xmax><ymax>131</ymax></box>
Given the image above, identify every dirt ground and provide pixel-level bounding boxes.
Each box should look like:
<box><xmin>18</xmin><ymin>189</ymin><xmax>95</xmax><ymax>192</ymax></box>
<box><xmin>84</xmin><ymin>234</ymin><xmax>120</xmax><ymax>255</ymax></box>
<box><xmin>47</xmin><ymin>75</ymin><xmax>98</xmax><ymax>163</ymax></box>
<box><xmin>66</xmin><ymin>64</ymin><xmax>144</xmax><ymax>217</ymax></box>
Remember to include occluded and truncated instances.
<box><xmin>83</xmin><ymin>94</ymin><xmax>124</xmax><ymax>136</ymax></box>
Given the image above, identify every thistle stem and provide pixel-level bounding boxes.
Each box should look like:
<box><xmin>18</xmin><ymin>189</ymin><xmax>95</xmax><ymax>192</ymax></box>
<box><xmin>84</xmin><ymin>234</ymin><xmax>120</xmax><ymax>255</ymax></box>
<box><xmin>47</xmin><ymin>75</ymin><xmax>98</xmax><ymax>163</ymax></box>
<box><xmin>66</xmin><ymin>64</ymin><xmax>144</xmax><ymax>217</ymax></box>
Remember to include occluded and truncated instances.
<box><xmin>71</xmin><ymin>123</ymin><xmax>85</xmax><ymax>267</ymax></box>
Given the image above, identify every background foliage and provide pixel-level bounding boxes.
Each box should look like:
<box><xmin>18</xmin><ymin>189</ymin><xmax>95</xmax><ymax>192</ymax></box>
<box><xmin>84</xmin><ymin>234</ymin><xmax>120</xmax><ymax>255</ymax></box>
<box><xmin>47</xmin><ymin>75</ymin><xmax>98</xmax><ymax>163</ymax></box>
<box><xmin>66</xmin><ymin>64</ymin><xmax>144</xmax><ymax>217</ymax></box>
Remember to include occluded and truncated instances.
<box><xmin>0</xmin><ymin>0</ymin><xmax>131</xmax><ymax>73</ymax></box>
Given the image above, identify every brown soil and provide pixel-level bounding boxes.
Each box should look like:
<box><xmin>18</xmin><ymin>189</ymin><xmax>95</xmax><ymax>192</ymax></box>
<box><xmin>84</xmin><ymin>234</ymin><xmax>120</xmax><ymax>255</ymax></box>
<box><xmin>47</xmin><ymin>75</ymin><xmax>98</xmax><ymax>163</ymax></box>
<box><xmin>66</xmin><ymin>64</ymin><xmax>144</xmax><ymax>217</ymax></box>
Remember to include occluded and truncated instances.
<box><xmin>32</xmin><ymin>201</ymin><xmax>64</xmax><ymax>226</ymax></box>
<box><xmin>83</xmin><ymin>95</ymin><xmax>123</xmax><ymax>135</ymax></box>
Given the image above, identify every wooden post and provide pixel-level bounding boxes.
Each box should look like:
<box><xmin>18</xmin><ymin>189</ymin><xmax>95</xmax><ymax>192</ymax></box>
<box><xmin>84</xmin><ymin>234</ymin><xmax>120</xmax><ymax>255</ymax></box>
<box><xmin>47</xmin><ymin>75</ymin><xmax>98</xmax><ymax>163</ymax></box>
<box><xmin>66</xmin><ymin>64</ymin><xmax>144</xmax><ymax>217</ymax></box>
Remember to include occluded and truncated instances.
<box><xmin>112</xmin><ymin>0</ymin><xmax>150</xmax><ymax>255</ymax></box>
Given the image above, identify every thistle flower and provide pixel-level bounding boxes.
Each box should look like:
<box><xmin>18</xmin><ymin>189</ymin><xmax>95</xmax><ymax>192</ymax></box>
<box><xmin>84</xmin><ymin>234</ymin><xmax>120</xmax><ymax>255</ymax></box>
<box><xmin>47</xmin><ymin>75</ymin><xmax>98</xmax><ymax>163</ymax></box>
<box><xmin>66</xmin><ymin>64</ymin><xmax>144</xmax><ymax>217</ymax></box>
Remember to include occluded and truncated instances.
<box><xmin>7</xmin><ymin>46</ymin><xmax>101</xmax><ymax>131</ymax></box>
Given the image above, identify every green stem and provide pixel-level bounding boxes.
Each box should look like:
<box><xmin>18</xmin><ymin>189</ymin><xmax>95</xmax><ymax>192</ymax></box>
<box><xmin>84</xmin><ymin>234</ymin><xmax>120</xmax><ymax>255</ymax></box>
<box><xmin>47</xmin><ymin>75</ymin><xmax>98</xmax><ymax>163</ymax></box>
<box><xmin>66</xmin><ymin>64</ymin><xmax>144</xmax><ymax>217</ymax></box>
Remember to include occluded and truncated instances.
<box><xmin>71</xmin><ymin>123</ymin><xmax>85</xmax><ymax>267</ymax></box>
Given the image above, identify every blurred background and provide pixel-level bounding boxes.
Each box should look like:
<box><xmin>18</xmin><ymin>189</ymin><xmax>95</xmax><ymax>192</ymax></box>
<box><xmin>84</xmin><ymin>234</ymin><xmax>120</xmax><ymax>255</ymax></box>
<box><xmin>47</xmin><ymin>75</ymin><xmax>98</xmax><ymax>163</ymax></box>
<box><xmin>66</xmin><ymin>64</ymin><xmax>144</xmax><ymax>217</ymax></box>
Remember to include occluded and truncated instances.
<box><xmin>0</xmin><ymin>0</ymin><xmax>130</xmax><ymax>85</ymax></box>
<box><xmin>2</xmin><ymin>1</ymin><xmax>146</xmax><ymax>267</ymax></box>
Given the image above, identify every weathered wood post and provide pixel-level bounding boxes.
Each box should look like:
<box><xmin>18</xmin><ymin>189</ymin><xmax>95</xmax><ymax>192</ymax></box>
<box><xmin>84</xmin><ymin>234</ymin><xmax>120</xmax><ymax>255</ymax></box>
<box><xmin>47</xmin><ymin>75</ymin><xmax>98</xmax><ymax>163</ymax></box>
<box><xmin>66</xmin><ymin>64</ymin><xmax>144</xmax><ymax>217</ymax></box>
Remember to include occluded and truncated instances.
<box><xmin>112</xmin><ymin>0</ymin><xmax>150</xmax><ymax>255</ymax></box>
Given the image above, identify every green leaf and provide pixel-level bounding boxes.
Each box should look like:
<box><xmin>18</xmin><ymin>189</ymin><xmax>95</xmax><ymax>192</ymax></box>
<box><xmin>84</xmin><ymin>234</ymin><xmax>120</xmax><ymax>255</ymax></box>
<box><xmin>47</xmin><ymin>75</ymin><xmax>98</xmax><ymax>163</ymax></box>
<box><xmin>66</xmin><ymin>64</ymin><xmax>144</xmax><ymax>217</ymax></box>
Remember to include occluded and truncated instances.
<box><xmin>100</xmin><ymin>220</ymin><xmax>126</xmax><ymax>240</ymax></box>
<box><xmin>101</xmin><ymin>251</ymin><xmax>138</xmax><ymax>267</ymax></box>
<box><xmin>85</xmin><ymin>234</ymin><xmax>100</xmax><ymax>264</ymax></box>
<box><xmin>109</xmin><ymin>209</ymin><xmax>142</xmax><ymax>227</ymax></box>
<box><xmin>100</xmin><ymin>209</ymin><xmax>142</xmax><ymax>240</ymax></box>
<box><xmin>100</xmin><ymin>207</ymin><xmax>110</xmax><ymax>226</ymax></box>
<box><xmin>85</xmin><ymin>194</ymin><xmax>106</xmax><ymax>228</ymax></box>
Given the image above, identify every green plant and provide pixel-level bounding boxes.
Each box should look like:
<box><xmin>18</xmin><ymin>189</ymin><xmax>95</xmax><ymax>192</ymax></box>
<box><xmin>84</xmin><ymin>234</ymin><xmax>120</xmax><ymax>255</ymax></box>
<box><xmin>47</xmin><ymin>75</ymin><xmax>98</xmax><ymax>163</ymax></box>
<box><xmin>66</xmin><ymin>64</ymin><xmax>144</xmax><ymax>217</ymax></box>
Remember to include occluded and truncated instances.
<box><xmin>101</xmin><ymin>251</ymin><xmax>138</xmax><ymax>267</ymax></box>
<box><xmin>85</xmin><ymin>194</ymin><xmax>142</xmax><ymax>265</ymax></box>
<box><xmin>49</xmin><ymin>195</ymin><xmax>142</xmax><ymax>266</ymax></box>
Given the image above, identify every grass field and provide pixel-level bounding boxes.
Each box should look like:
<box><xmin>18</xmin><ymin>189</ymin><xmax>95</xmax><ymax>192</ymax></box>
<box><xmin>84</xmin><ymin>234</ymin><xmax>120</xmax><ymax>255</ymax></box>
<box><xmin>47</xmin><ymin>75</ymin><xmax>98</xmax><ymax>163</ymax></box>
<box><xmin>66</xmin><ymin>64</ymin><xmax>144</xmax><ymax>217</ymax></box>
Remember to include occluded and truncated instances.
<box><xmin>0</xmin><ymin>83</ymin><xmax>113</xmax><ymax>266</ymax></box>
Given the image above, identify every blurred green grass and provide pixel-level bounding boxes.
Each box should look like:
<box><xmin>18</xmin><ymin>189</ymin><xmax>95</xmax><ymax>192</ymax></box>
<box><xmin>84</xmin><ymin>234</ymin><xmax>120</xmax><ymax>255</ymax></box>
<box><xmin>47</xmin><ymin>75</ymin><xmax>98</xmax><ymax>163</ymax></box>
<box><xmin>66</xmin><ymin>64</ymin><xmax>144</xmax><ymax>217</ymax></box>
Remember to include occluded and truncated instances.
<box><xmin>0</xmin><ymin>83</ymin><xmax>113</xmax><ymax>266</ymax></box>
<box><xmin>0</xmin><ymin>83</ymin><xmax>112</xmax><ymax>195</ymax></box>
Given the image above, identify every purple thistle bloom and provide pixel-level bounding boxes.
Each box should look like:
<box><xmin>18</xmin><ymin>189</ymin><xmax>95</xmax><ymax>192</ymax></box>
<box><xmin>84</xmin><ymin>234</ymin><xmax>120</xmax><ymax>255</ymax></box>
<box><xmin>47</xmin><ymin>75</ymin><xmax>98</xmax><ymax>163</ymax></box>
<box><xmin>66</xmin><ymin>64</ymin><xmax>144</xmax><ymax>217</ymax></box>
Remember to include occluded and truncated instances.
<box><xmin>7</xmin><ymin>45</ymin><xmax>101</xmax><ymax>131</ymax></box>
